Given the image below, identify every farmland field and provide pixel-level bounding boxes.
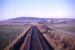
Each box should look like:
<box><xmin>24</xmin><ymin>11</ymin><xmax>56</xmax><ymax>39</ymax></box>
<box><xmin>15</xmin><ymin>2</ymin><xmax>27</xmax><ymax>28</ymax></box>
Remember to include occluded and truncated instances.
<box><xmin>0</xmin><ymin>23</ymin><xmax>29</xmax><ymax>50</ymax></box>
<box><xmin>50</xmin><ymin>24</ymin><xmax>75</xmax><ymax>33</ymax></box>
<box><xmin>42</xmin><ymin>23</ymin><xmax>75</xmax><ymax>50</ymax></box>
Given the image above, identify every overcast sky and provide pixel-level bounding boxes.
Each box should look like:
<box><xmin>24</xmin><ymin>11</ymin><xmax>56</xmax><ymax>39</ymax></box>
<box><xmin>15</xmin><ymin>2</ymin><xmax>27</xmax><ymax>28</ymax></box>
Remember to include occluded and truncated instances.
<box><xmin>0</xmin><ymin>0</ymin><xmax>75</xmax><ymax>20</ymax></box>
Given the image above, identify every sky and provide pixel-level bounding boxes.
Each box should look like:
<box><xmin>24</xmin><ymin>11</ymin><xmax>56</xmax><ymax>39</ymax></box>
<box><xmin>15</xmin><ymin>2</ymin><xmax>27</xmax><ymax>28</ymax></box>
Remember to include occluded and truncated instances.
<box><xmin>0</xmin><ymin>0</ymin><xmax>75</xmax><ymax>20</ymax></box>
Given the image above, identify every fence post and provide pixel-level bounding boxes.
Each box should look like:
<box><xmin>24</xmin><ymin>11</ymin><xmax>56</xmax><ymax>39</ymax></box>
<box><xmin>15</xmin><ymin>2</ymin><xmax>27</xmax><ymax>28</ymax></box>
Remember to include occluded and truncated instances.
<box><xmin>60</xmin><ymin>35</ymin><xmax>64</xmax><ymax>41</ymax></box>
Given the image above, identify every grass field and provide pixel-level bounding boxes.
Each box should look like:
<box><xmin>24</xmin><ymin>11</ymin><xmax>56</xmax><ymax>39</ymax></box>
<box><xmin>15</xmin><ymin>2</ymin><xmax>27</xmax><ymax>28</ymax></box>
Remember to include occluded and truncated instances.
<box><xmin>51</xmin><ymin>24</ymin><xmax>75</xmax><ymax>33</ymax></box>
<box><xmin>0</xmin><ymin>24</ymin><xmax>29</xmax><ymax>50</ymax></box>
<box><xmin>46</xmin><ymin>24</ymin><xmax>75</xmax><ymax>50</ymax></box>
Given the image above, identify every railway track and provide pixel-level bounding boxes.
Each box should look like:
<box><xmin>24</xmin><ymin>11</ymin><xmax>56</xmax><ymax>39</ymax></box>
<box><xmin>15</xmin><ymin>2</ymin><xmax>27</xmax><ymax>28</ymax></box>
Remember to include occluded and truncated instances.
<box><xmin>10</xmin><ymin>26</ymin><xmax>54</xmax><ymax>50</ymax></box>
